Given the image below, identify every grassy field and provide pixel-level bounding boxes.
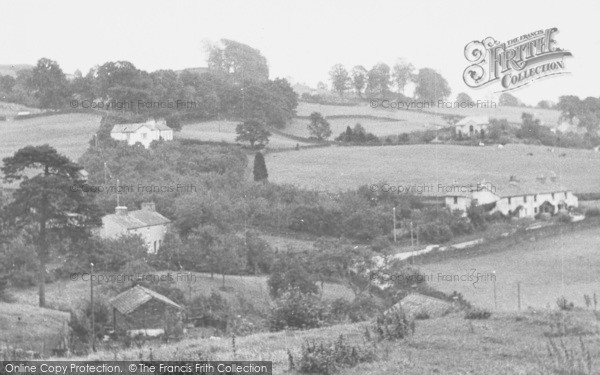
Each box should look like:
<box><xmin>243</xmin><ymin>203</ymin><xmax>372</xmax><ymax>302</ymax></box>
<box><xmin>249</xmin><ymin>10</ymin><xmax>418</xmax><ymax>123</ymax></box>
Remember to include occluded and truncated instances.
<box><xmin>57</xmin><ymin>310</ymin><xmax>600</xmax><ymax>374</ymax></box>
<box><xmin>265</xmin><ymin>143</ymin><xmax>600</xmax><ymax>194</ymax></box>
<box><xmin>0</xmin><ymin>113</ymin><xmax>101</xmax><ymax>162</ymax></box>
<box><xmin>10</xmin><ymin>271</ymin><xmax>354</xmax><ymax>314</ymax></box>
<box><xmin>0</xmin><ymin>101</ymin><xmax>40</xmax><ymax>118</ymax></box>
<box><xmin>296</xmin><ymin>101</ymin><xmax>562</xmax><ymax>126</ymax></box>
<box><xmin>0</xmin><ymin>302</ymin><xmax>70</xmax><ymax>355</ymax></box>
<box><xmin>417</xmin><ymin>226</ymin><xmax>600</xmax><ymax>311</ymax></box>
<box><xmin>177</xmin><ymin>120</ymin><xmax>312</xmax><ymax>149</ymax></box>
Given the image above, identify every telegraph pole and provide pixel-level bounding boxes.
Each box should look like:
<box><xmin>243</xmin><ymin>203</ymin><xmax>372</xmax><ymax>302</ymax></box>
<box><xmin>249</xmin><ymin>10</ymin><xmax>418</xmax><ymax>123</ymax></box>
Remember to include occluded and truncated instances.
<box><xmin>392</xmin><ymin>207</ymin><xmax>397</xmax><ymax>242</ymax></box>
<box><xmin>90</xmin><ymin>262</ymin><xmax>96</xmax><ymax>352</ymax></box>
<box><xmin>493</xmin><ymin>271</ymin><xmax>497</xmax><ymax>310</ymax></box>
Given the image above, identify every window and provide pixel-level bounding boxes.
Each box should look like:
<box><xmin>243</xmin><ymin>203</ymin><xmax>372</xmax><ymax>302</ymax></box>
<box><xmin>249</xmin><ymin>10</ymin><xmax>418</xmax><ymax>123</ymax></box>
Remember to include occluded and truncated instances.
<box><xmin>534</xmin><ymin>195</ymin><xmax>537</xmax><ymax>202</ymax></box>
<box><xmin>524</xmin><ymin>196</ymin><xmax>527</xmax><ymax>203</ymax></box>
<box><xmin>534</xmin><ymin>207</ymin><xmax>538</xmax><ymax>213</ymax></box>
<box><xmin>508</xmin><ymin>197</ymin><xmax>512</xmax><ymax>205</ymax></box>
<box><xmin>154</xmin><ymin>241</ymin><xmax>157</xmax><ymax>253</ymax></box>
<box><xmin>453</xmin><ymin>197</ymin><xmax>458</xmax><ymax>204</ymax></box>
<box><xmin>552</xmin><ymin>193</ymin><xmax>555</xmax><ymax>199</ymax></box>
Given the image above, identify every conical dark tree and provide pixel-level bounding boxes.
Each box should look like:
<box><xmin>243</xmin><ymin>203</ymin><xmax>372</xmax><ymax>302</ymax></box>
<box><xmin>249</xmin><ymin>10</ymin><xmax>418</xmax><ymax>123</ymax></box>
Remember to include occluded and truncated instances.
<box><xmin>2</xmin><ymin>145</ymin><xmax>102</xmax><ymax>307</ymax></box>
<box><xmin>253</xmin><ymin>152</ymin><xmax>268</xmax><ymax>182</ymax></box>
<box><xmin>345</xmin><ymin>126</ymin><xmax>353</xmax><ymax>142</ymax></box>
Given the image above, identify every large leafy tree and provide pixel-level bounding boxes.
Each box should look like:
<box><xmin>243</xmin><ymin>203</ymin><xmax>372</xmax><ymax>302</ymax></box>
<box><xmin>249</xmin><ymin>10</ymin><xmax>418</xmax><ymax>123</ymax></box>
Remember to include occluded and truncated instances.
<box><xmin>2</xmin><ymin>145</ymin><xmax>102</xmax><ymax>307</ymax></box>
<box><xmin>351</xmin><ymin>66</ymin><xmax>368</xmax><ymax>98</ymax></box>
<box><xmin>28</xmin><ymin>58</ymin><xmax>69</xmax><ymax>109</ymax></box>
<box><xmin>329</xmin><ymin>64</ymin><xmax>351</xmax><ymax>97</ymax></box>
<box><xmin>207</xmin><ymin>39</ymin><xmax>269</xmax><ymax>84</ymax></box>
<box><xmin>307</xmin><ymin>112</ymin><xmax>332</xmax><ymax>140</ymax></box>
<box><xmin>392</xmin><ymin>60</ymin><xmax>414</xmax><ymax>94</ymax></box>
<box><xmin>413</xmin><ymin>68</ymin><xmax>451</xmax><ymax>102</ymax></box>
<box><xmin>367</xmin><ymin>63</ymin><xmax>391</xmax><ymax>96</ymax></box>
<box><xmin>235</xmin><ymin>120</ymin><xmax>271</xmax><ymax>149</ymax></box>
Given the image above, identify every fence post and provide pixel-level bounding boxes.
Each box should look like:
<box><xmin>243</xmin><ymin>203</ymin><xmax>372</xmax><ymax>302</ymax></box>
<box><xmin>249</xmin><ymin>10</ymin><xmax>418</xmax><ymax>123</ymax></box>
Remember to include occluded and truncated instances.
<box><xmin>517</xmin><ymin>282</ymin><xmax>521</xmax><ymax>311</ymax></box>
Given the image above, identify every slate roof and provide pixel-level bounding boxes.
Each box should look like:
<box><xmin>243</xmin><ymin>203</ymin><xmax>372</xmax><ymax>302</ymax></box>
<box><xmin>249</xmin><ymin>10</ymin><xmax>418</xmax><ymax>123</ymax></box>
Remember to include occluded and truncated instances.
<box><xmin>104</xmin><ymin>208</ymin><xmax>171</xmax><ymax>230</ymax></box>
<box><xmin>444</xmin><ymin>178</ymin><xmax>572</xmax><ymax>198</ymax></box>
<box><xmin>456</xmin><ymin>116</ymin><xmax>489</xmax><ymax>126</ymax></box>
<box><xmin>111</xmin><ymin>120</ymin><xmax>172</xmax><ymax>133</ymax></box>
<box><xmin>109</xmin><ymin>285</ymin><xmax>183</xmax><ymax>315</ymax></box>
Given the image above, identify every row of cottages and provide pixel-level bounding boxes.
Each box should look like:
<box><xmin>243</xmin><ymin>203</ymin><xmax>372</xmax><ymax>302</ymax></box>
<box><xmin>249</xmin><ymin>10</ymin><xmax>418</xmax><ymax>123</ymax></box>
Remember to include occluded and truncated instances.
<box><xmin>445</xmin><ymin>177</ymin><xmax>578</xmax><ymax>218</ymax></box>
<box><xmin>98</xmin><ymin>202</ymin><xmax>170</xmax><ymax>253</ymax></box>
<box><xmin>110</xmin><ymin>119</ymin><xmax>173</xmax><ymax>149</ymax></box>
<box><xmin>455</xmin><ymin>116</ymin><xmax>489</xmax><ymax>138</ymax></box>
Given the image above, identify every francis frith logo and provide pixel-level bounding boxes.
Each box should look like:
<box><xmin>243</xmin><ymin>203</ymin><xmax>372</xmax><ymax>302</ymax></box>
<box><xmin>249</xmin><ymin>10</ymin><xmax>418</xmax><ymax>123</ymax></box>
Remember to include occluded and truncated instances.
<box><xmin>463</xmin><ymin>27</ymin><xmax>572</xmax><ymax>91</ymax></box>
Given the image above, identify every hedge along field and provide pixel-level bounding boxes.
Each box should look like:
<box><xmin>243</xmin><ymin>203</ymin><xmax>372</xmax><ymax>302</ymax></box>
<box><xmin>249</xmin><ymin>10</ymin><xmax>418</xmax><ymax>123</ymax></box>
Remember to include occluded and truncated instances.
<box><xmin>416</xmin><ymin>226</ymin><xmax>600</xmax><ymax>311</ymax></box>
<box><xmin>282</xmin><ymin>117</ymin><xmax>434</xmax><ymax>139</ymax></box>
<box><xmin>176</xmin><ymin>120</ymin><xmax>312</xmax><ymax>149</ymax></box>
<box><xmin>296</xmin><ymin>101</ymin><xmax>562</xmax><ymax>127</ymax></box>
<box><xmin>265</xmin><ymin>143</ymin><xmax>600</xmax><ymax>194</ymax></box>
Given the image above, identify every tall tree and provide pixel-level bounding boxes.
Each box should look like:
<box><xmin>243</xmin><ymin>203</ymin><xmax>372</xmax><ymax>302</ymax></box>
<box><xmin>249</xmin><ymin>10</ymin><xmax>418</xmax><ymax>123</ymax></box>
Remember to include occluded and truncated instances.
<box><xmin>28</xmin><ymin>58</ymin><xmax>69</xmax><ymax>110</ymax></box>
<box><xmin>456</xmin><ymin>92</ymin><xmax>474</xmax><ymax>104</ymax></box>
<box><xmin>367</xmin><ymin>63</ymin><xmax>391</xmax><ymax>96</ymax></box>
<box><xmin>307</xmin><ymin>112</ymin><xmax>332</xmax><ymax>140</ymax></box>
<box><xmin>235</xmin><ymin>120</ymin><xmax>271</xmax><ymax>149</ymax></box>
<box><xmin>392</xmin><ymin>60</ymin><xmax>414</xmax><ymax>94</ymax></box>
<box><xmin>351</xmin><ymin>66</ymin><xmax>368</xmax><ymax>98</ymax></box>
<box><xmin>498</xmin><ymin>92</ymin><xmax>521</xmax><ymax>107</ymax></box>
<box><xmin>2</xmin><ymin>145</ymin><xmax>102</xmax><ymax>307</ymax></box>
<box><xmin>207</xmin><ymin>39</ymin><xmax>269</xmax><ymax>84</ymax></box>
<box><xmin>413</xmin><ymin>68</ymin><xmax>451</xmax><ymax>102</ymax></box>
<box><xmin>329</xmin><ymin>64</ymin><xmax>351</xmax><ymax>97</ymax></box>
<box><xmin>253</xmin><ymin>152</ymin><xmax>268</xmax><ymax>182</ymax></box>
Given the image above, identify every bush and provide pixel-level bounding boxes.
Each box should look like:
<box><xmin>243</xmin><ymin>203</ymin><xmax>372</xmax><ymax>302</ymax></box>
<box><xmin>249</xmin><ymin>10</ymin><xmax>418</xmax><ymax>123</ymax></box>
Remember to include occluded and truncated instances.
<box><xmin>464</xmin><ymin>308</ymin><xmax>492</xmax><ymax>319</ymax></box>
<box><xmin>297</xmin><ymin>335</ymin><xmax>376</xmax><ymax>375</ymax></box>
<box><xmin>417</xmin><ymin>222</ymin><xmax>453</xmax><ymax>243</ymax></box>
<box><xmin>328</xmin><ymin>296</ymin><xmax>381</xmax><ymax>323</ymax></box>
<box><xmin>269</xmin><ymin>289</ymin><xmax>328</xmax><ymax>331</ymax></box>
<box><xmin>289</xmin><ymin>205</ymin><xmax>342</xmax><ymax>237</ymax></box>
<box><xmin>373</xmin><ymin>309</ymin><xmax>415</xmax><ymax>341</ymax></box>
<box><xmin>556</xmin><ymin>296</ymin><xmax>575</xmax><ymax>311</ymax></box>
<box><xmin>268</xmin><ymin>254</ymin><xmax>319</xmax><ymax>298</ymax></box>
<box><xmin>585</xmin><ymin>207</ymin><xmax>600</xmax><ymax>217</ymax></box>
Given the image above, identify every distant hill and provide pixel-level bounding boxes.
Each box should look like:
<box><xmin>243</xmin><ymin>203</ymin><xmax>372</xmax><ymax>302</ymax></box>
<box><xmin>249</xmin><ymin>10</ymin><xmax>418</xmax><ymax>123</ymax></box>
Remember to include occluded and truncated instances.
<box><xmin>0</xmin><ymin>64</ymin><xmax>34</xmax><ymax>77</ymax></box>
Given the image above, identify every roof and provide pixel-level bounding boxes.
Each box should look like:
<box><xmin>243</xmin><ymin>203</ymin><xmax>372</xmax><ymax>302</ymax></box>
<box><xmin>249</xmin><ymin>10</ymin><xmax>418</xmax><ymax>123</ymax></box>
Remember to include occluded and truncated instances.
<box><xmin>386</xmin><ymin>293</ymin><xmax>453</xmax><ymax>318</ymax></box>
<box><xmin>111</xmin><ymin>120</ymin><xmax>172</xmax><ymax>134</ymax></box>
<box><xmin>445</xmin><ymin>178</ymin><xmax>572</xmax><ymax>198</ymax></box>
<box><xmin>109</xmin><ymin>285</ymin><xmax>183</xmax><ymax>315</ymax></box>
<box><xmin>103</xmin><ymin>208</ymin><xmax>171</xmax><ymax>230</ymax></box>
<box><xmin>456</xmin><ymin>116</ymin><xmax>489</xmax><ymax>126</ymax></box>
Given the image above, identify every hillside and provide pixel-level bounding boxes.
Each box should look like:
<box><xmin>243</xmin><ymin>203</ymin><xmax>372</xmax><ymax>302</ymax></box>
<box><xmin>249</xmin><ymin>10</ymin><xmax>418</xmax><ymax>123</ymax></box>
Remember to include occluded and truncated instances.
<box><xmin>417</xmin><ymin>226</ymin><xmax>600</xmax><ymax>311</ymax></box>
<box><xmin>265</xmin><ymin>143</ymin><xmax>600</xmax><ymax>194</ymax></box>
<box><xmin>60</xmin><ymin>310</ymin><xmax>600</xmax><ymax>374</ymax></box>
<box><xmin>0</xmin><ymin>113</ymin><xmax>102</xmax><ymax>162</ymax></box>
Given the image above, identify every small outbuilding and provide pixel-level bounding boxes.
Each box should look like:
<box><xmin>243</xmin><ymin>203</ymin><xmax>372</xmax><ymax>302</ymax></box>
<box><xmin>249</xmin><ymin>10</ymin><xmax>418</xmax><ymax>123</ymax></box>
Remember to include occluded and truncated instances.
<box><xmin>109</xmin><ymin>285</ymin><xmax>183</xmax><ymax>334</ymax></box>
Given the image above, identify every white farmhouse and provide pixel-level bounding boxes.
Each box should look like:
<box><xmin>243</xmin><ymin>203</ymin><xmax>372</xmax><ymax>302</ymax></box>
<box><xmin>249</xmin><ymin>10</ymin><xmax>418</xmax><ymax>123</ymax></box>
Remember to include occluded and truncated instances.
<box><xmin>455</xmin><ymin>116</ymin><xmax>489</xmax><ymax>138</ymax></box>
<box><xmin>445</xmin><ymin>177</ymin><xmax>578</xmax><ymax>219</ymax></box>
<box><xmin>110</xmin><ymin>119</ymin><xmax>173</xmax><ymax>149</ymax></box>
<box><xmin>99</xmin><ymin>202</ymin><xmax>170</xmax><ymax>254</ymax></box>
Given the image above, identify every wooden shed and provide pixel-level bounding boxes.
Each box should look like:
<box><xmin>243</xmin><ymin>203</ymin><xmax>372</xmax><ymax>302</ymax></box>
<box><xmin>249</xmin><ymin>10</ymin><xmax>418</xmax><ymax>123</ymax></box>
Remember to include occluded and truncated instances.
<box><xmin>109</xmin><ymin>285</ymin><xmax>183</xmax><ymax>332</ymax></box>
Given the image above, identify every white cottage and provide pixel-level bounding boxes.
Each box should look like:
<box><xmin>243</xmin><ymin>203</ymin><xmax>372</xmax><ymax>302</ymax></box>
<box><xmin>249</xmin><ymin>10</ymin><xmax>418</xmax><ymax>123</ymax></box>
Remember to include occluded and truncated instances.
<box><xmin>445</xmin><ymin>177</ymin><xmax>578</xmax><ymax>219</ymax></box>
<box><xmin>99</xmin><ymin>202</ymin><xmax>170</xmax><ymax>253</ymax></box>
<box><xmin>110</xmin><ymin>119</ymin><xmax>173</xmax><ymax>149</ymax></box>
<box><xmin>455</xmin><ymin>116</ymin><xmax>489</xmax><ymax>138</ymax></box>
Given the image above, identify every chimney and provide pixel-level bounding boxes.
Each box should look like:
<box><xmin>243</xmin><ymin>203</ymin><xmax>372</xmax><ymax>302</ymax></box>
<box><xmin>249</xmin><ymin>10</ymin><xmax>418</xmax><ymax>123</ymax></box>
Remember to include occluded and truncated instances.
<box><xmin>115</xmin><ymin>206</ymin><xmax>128</xmax><ymax>216</ymax></box>
<box><xmin>509</xmin><ymin>175</ymin><xmax>519</xmax><ymax>185</ymax></box>
<box><xmin>141</xmin><ymin>202</ymin><xmax>156</xmax><ymax>212</ymax></box>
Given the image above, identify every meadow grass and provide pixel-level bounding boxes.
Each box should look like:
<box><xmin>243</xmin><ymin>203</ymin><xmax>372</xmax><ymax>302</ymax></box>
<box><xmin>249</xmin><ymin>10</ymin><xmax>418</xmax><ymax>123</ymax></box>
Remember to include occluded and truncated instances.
<box><xmin>264</xmin><ymin>143</ymin><xmax>600</xmax><ymax>194</ymax></box>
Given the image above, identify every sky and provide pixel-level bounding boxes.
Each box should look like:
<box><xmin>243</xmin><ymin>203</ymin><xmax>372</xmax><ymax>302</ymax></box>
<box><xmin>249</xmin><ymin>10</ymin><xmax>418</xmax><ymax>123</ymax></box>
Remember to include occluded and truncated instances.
<box><xmin>0</xmin><ymin>0</ymin><xmax>598</xmax><ymax>105</ymax></box>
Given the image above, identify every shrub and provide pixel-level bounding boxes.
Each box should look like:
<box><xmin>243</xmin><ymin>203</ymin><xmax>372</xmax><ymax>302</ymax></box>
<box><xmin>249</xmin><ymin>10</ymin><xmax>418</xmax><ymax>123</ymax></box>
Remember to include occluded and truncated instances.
<box><xmin>329</xmin><ymin>296</ymin><xmax>380</xmax><ymax>323</ymax></box>
<box><xmin>297</xmin><ymin>335</ymin><xmax>376</xmax><ymax>375</ymax></box>
<box><xmin>289</xmin><ymin>205</ymin><xmax>342</xmax><ymax>237</ymax></box>
<box><xmin>417</xmin><ymin>222</ymin><xmax>453</xmax><ymax>243</ymax></box>
<box><xmin>414</xmin><ymin>311</ymin><xmax>430</xmax><ymax>320</ymax></box>
<box><xmin>556</xmin><ymin>296</ymin><xmax>575</xmax><ymax>311</ymax></box>
<box><xmin>373</xmin><ymin>309</ymin><xmax>415</xmax><ymax>341</ymax></box>
<box><xmin>269</xmin><ymin>289</ymin><xmax>328</xmax><ymax>331</ymax></box>
<box><xmin>268</xmin><ymin>255</ymin><xmax>319</xmax><ymax>298</ymax></box>
<box><xmin>464</xmin><ymin>308</ymin><xmax>492</xmax><ymax>319</ymax></box>
<box><xmin>585</xmin><ymin>207</ymin><xmax>600</xmax><ymax>217</ymax></box>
